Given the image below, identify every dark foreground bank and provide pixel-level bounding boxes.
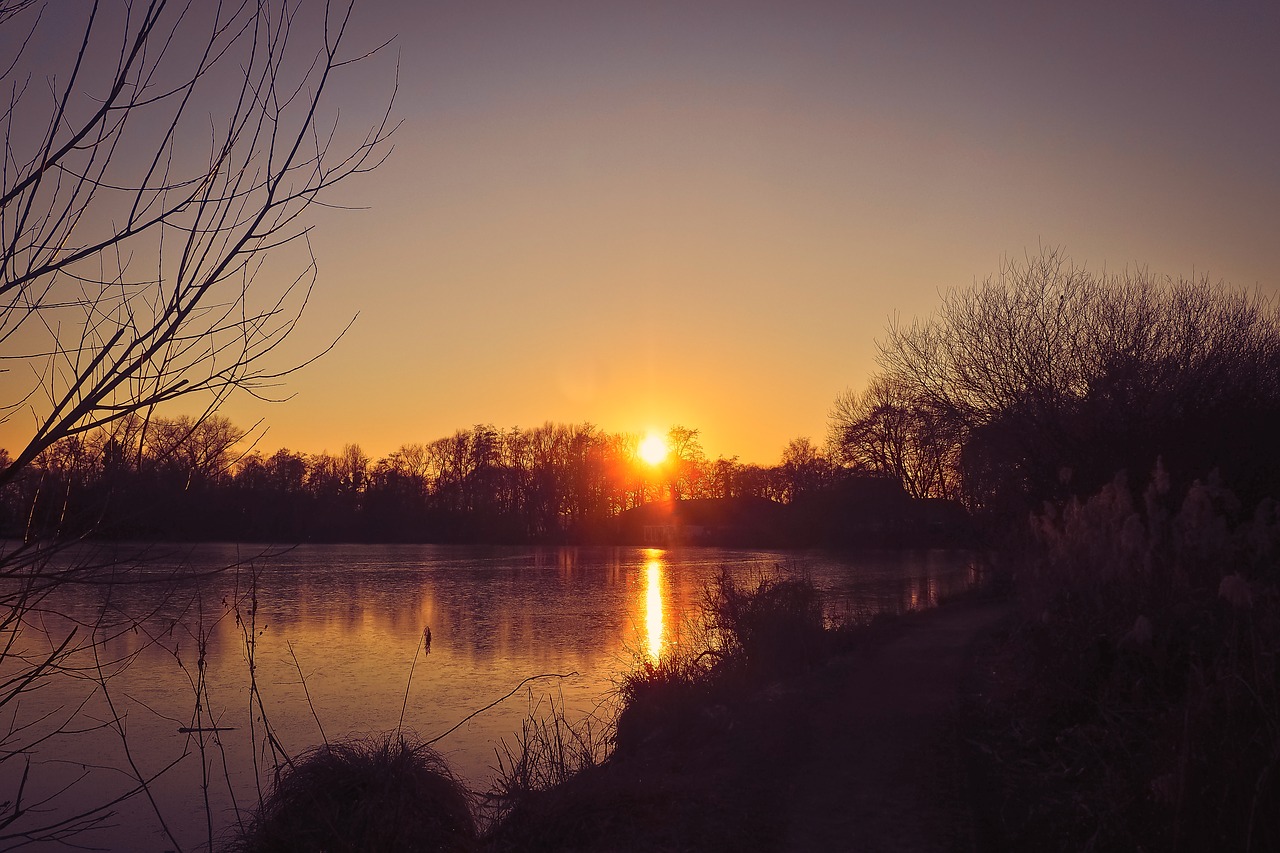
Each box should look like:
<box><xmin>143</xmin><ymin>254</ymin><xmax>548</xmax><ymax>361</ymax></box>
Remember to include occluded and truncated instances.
<box><xmin>482</xmin><ymin>588</ymin><xmax>1014</xmax><ymax>853</ymax></box>
<box><xmin>231</xmin><ymin>477</ymin><xmax>1280</xmax><ymax>853</ymax></box>
<box><xmin>227</xmin><ymin>577</ymin><xmax>1012</xmax><ymax>852</ymax></box>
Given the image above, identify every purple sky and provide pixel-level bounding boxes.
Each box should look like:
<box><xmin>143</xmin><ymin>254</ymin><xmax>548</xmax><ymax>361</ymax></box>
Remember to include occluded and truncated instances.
<box><xmin>4</xmin><ymin>0</ymin><xmax>1278</xmax><ymax>464</ymax></box>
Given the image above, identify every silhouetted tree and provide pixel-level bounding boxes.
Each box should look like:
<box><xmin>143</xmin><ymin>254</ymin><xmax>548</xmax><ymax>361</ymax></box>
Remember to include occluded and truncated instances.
<box><xmin>666</xmin><ymin>425</ymin><xmax>706</xmax><ymax>500</ymax></box>
<box><xmin>829</xmin><ymin>376</ymin><xmax>961</xmax><ymax>500</ymax></box>
<box><xmin>838</xmin><ymin>248</ymin><xmax>1280</xmax><ymax>515</ymax></box>
<box><xmin>703</xmin><ymin>455</ymin><xmax>741</xmax><ymax>500</ymax></box>
<box><xmin>778</xmin><ymin>437</ymin><xmax>836</xmax><ymax>502</ymax></box>
<box><xmin>2</xmin><ymin>416</ymin><xmax>878</xmax><ymax>546</ymax></box>
<box><xmin>0</xmin><ymin>0</ymin><xmax>393</xmax><ymax>841</ymax></box>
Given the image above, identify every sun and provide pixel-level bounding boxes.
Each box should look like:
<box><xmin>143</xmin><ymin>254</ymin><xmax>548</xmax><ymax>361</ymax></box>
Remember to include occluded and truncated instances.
<box><xmin>638</xmin><ymin>432</ymin><xmax>669</xmax><ymax>466</ymax></box>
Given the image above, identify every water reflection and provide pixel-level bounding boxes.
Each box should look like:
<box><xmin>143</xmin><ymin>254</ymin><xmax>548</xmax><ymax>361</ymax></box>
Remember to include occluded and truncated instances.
<box><xmin>645</xmin><ymin>555</ymin><xmax>665</xmax><ymax>662</ymax></box>
<box><xmin>3</xmin><ymin>543</ymin><xmax>982</xmax><ymax>851</ymax></box>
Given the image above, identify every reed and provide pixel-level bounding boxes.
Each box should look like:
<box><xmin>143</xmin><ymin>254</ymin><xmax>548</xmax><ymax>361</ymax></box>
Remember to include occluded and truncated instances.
<box><xmin>977</xmin><ymin>466</ymin><xmax>1280</xmax><ymax>851</ymax></box>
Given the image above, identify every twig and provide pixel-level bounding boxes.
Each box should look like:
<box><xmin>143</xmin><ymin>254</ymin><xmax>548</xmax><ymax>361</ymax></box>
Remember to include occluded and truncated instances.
<box><xmin>426</xmin><ymin>672</ymin><xmax>578</xmax><ymax>748</ymax></box>
<box><xmin>92</xmin><ymin>640</ymin><xmax>185</xmax><ymax>852</ymax></box>
<box><xmin>177</xmin><ymin>726</ymin><xmax>236</xmax><ymax>733</ymax></box>
<box><xmin>287</xmin><ymin>641</ymin><xmax>327</xmax><ymax>746</ymax></box>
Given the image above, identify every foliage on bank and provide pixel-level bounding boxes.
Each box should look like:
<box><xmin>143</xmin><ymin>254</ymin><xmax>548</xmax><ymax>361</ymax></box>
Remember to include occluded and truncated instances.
<box><xmin>226</xmin><ymin>568</ymin><xmax>837</xmax><ymax>852</ymax></box>
<box><xmin>971</xmin><ymin>469</ymin><xmax>1279</xmax><ymax>851</ymax></box>
<box><xmin>481</xmin><ymin>567</ymin><xmax>834</xmax><ymax>851</ymax></box>
<box><xmin>829</xmin><ymin>249</ymin><xmax>1280</xmax><ymax>850</ymax></box>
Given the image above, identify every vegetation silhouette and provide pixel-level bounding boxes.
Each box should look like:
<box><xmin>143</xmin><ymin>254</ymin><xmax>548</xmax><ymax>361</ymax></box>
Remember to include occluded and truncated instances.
<box><xmin>2</xmin><ymin>419</ymin><xmax>971</xmax><ymax>546</ymax></box>
<box><xmin>230</xmin><ymin>735</ymin><xmax>477</xmax><ymax>853</ymax></box>
<box><xmin>823</xmin><ymin>248</ymin><xmax>1280</xmax><ymax>851</ymax></box>
<box><xmin>0</xmin><ymin>0</ymin><xmax>395</xmax><ymax>844</ymax></box>
<box><xmin>963</xmin><ymin>466</ymin><xmax>1280</xmax><ymax>851</ymax></box>
<box><xmin>831</xmin><ymin>247</ymin><xmax>1280</xmax><ymax>518</ymax></box>
<box><xmin>482</xmin><ymin>567</ymin><xmax>833</xmax><ymax>852</ymax></box>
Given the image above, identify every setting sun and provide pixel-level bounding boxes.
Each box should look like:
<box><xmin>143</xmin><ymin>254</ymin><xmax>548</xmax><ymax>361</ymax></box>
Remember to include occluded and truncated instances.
<box><xmin>638</xmin><ymin>432</ymin><xmax>669</xmax><ymax>466</ymax></box>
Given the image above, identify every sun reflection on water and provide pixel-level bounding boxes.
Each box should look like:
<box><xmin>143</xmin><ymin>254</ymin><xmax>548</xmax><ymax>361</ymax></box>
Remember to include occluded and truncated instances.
<box><xmin>645</xmin><ymin>557</ymin><xmax>665</xmax><ymax>662</ymax></box>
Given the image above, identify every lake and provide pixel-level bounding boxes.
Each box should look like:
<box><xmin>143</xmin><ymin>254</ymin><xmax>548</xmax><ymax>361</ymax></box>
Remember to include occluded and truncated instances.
<box><xmin>0</xmin><ymin>543</ymin><xmax>981</xmax><ymax>851</ymax></box>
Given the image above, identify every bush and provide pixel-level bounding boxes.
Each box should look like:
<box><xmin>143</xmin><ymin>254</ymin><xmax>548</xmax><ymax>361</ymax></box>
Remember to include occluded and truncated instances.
<box><xmin>231</xmin><ymin>734</ymin><xmax>476</xmax><ymax>853</ymax></box>
<box><xmin>841</xmin><ymin>249</ymin><xmax>1280</xmax><ymax>514</ymax></box>
<box><xmin>703</xmin><ymin>568</ymin><xmax>826</xmax><ymax>678</ymax></box>
<box><xmin>614</xmin><ymin>568</ymin><xmax>825</xmax><ymax>754</ymax></box>
<box><xmin>614</xmin><ymin>641</ymin><xmax>718</xmax><ymax>755</ymax></box>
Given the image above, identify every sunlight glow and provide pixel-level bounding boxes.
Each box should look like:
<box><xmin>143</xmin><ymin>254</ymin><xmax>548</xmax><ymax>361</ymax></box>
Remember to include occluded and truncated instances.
<box><xmin>638</xmin><ymin>432</ymin><xmax>669</xmax><ymax>466</ymax></box>
<box><xmin>645</xmin><ymin>558</ymin><xmax>665</xmax><ymax>662</ymax></box>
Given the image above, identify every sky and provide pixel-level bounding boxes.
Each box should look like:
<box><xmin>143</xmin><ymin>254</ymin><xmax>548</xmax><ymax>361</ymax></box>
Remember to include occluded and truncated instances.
<box><xmin>5</xmin><ymin>0</ymin><xmax>1280</xmax><ymax>465</ymax></box>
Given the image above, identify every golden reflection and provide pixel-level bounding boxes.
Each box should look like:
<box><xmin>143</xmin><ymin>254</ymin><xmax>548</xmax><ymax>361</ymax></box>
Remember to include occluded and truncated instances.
<box><xmin>645</xmin><ymin>558</ymin><xmax>665</xmax><ymax>662</ymax></box>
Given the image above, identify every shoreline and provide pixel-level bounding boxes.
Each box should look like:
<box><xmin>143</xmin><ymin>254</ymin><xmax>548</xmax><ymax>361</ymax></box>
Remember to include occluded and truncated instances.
<box><xmin>482</xmin><ymin>590</ymin><xmax>1015</xmax><ymax>851</ymax></box>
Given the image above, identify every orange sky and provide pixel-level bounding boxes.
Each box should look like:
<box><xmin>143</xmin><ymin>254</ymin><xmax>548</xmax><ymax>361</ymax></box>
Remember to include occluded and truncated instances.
<box><xmin>4</xmin><ymin>0</ymin><xmax>1278</xmax><ymax>465</ymax></box>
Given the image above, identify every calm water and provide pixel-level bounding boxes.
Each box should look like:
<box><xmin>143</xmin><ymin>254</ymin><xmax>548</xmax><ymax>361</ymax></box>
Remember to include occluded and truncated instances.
<box><xmin>0</xmin><ymin>543</ymin><xmax>980</xmax><ymax>851</ymax></box>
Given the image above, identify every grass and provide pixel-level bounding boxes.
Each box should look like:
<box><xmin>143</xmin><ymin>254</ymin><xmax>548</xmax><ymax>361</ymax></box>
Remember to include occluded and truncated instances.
<box><xmin>229</xmin><ymin>734</ymin><xmax>476</xmax><ymax>853</ymax></box>
<box><xmin>703</xmin><ymin>568</ymin><xmax>827</xmax><ymax>677</ymax></box>
<box><xmin>965</xmin><ymin>465</ymin><xmax>1280</xmax><ymax>852</ymax></box>
<box><xmin>481</xmin><ymin>693</ymin><xmax>609</xmax><ymax>841</ymax></box>
<box><xmin>231</xmin><ymin>565</ymin><xmax>999</xmax><ymax>852</ymax></box>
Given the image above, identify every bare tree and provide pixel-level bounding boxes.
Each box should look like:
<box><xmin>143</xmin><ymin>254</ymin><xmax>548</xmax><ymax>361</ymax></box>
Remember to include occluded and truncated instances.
<box><xmin>666</xmin><ymin>424</ymin><xmax>705</xmax><ymax>500</ymax></box>
<box><xmin>777</xmin><ymin>437</ymin><xmax>834</xmax><ymax>502</ymax></box>
<box><xmin>847</xmin><ymin>247</ymin><xmax>1280</xmax><ymax>513</ymax></box>
<box><xmin>829</xmin><ymin>376</ymin><xmax>961</xmax><ymax>500</ymax></box>
<box><xmin>0</xmin><ymin>0</ymin><xmax>394</xmax><ymax>843</ymax></box>
<box><xmin>0</xmin><ymin>0</ymin><xmax>395</xmax><ymax>483</ymax></box>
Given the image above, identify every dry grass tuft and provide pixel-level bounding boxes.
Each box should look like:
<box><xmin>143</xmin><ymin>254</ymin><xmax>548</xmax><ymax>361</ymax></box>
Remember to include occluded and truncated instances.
<box><xmin>230</xmin><ymin>734</ymin><xmax>476</xmax><ymax>853</ymax></box>
<box><xmin>483</xmin><ymin>696</ymin><xmax>608</xmax><ymax>829</ymax></box>
<box><xmin>704</xmin><ymin>568</ymin><xmax>826</xmax><ymax>677</ymax></box>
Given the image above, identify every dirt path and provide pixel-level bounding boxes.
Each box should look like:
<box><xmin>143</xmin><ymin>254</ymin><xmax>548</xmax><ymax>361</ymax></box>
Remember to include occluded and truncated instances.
<box><xmin>783</xmin><ymin>598</ymin><xmax>1012</xmax><ymax>852</ymax></box>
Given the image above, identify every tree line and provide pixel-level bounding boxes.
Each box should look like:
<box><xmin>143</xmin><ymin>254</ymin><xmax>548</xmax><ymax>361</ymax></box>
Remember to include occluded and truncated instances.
<box><xmin>1</xmin><ymin>419</ymin><xmax>843</xmax><ymax>543</ymax></box>
<box><xmin>10</xmin><ymin>249</ymin><xmax>1276</xmax><ymax>546</ymax></box>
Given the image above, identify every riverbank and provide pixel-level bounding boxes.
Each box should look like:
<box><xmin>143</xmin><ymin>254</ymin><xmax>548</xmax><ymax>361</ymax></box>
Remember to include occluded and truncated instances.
<box><xmin>482</xmin><ymin>590</ymin><xmax>1014</xmax><ymax>852</ymax></box>
<box><xmin>224</xmin><ymin>476</ymin><xmax>1280</xmax><ymax>852</ymax></box>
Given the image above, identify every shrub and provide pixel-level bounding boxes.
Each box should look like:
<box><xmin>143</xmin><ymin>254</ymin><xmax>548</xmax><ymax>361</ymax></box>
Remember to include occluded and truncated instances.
<box><xmin>231</xmin><ymin>734</ymin><xmax>476</xmax><ymax>853</ymax></box>
<box><xmin>478</xmin><ymin>696</ymin><xmax>618</xmax><ymax>851</ymax></box>
<box><xmin>703</xmin><ymin>568</ymin><xmax>826</xmax><ymax>678</ymax></box>
<box><xmin>614</xmin><ymin>567</ymin><xmax>825</xmax><ymax>754</ymax></box>
<box><xmin>614</xmin><ymin>641</ymin><xmax>718</xmax><ymax>754</ymax></box>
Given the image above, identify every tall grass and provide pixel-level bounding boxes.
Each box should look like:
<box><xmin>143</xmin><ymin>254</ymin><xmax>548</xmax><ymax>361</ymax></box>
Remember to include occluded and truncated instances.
<box><xmin>482</xmin><ymin>567</ymin><xmax>829</xmax><ymax>850</ymax></box>
<box><xmin>230</xmin><ymin>569</ymin><xmax>830</xmax><ymax>850</ymax></box>
<box><xmin>478</xmin><ymin>695</ymin><xmax>614</xmax><ymax>851</ymax></box>
<box><xmin>994</xmin><ymin>465</ymin><xmax>1280</xmax><ymax>851</ymax></box>
<box><xmin>704</xmin><ymin>569</ymin><xmax>826</xmax><ymax>674</ymax></box>
<box><xmin>484</xmin><ymin>695</ymin><xmax>608</xmax><ymax>827</ymax></box>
